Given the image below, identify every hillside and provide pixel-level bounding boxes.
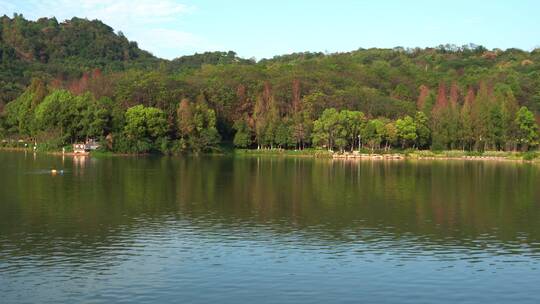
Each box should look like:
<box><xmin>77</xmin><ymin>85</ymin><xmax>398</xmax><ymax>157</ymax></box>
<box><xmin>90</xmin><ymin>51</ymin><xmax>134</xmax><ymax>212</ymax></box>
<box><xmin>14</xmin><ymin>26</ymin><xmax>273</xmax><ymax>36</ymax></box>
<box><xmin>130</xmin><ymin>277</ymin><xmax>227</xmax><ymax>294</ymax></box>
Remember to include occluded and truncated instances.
<box><xmin>168</xmin><ymin>51</ymin><xmax>255</xmax><ymax>71</ymax></box>
<box><xmin>0</xmin><ymin>15</ymin><xmax>539</xmax><ymax>154</ymax></box>
<box><xmin>0</xmin><ymin>14</ymin><xmax>160</xmax><ymax>103</ymax></box>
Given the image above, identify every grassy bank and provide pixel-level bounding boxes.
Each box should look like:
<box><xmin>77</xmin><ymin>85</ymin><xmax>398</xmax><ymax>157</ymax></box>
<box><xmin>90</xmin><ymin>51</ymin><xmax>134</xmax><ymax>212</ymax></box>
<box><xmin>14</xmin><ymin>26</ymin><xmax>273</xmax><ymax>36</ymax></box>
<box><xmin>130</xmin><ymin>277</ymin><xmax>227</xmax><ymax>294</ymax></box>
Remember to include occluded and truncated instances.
<box><xmin>234</xmin><ymin>148</ymin><xmax>540</xmax><ymax>162</ymax></box>
<box><xmin>2</xmin><ymin>145</ymin><xmax>538</xmax><ymax>162</ymax></box>
<box><xmin>234</xmin><ymin>148</ymin><xmax>333</xmax><ymax>158</ymax></box>
<box><xmin>405</xmin><ymin>150</ymin><xmax>539</xmax><ymax>161</ymax></box>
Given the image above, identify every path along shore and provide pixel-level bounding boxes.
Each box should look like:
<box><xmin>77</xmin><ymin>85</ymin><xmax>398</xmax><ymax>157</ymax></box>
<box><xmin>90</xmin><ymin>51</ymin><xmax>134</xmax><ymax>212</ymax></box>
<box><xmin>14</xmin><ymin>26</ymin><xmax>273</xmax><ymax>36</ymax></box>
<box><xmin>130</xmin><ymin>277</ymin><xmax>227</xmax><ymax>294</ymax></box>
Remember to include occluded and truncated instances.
<box><xmin>331</xmin><ymin>151</ymin><xmax>535</xmax><ymax>162</ymax></box>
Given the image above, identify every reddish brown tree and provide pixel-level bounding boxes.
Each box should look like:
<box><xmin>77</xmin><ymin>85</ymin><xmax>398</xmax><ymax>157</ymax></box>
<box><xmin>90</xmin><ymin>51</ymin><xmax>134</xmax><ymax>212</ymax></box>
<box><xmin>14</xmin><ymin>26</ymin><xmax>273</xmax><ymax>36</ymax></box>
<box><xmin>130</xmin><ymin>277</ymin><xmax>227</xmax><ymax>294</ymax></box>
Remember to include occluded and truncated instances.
<box><xmin>434</xmin><ymin>82</ymin><xmax>448</xmax><ymax>111</ymax></box>
<box><xmin>69</xmin><ymin>72</ymin><xmax>90</xmax><ymax>95</ymax></box>
<box><xmin>464</xmin><ymin>87</ymin><xmax>475</xmax><ymax>106</ymax></box>
<box><xmin>235</xmin><ymin>84</ymin><xmax>252</xmax><ymax>118</ymax></box>
<box><xmin>449</xmin><ymin>82</ymin><xmax>459</xmax><ymax>106</ymax></box>
<box><xmin>236</xmin><ymin>84</ymin><xmax>246</xmax><ymax>104</ymax></box>
<box><xmin>292</xmin><ymin>79</ymin><xmax>301</xmax><ymax>113</ymax></box>
<box><xmin>263</xmin><ymin>81</ymin><xmax>272</xmax><ymax>105</ymax></box>
<box><xmin>50</xmin><ymin>77</ymin><xmax>63</xmax><ymax>89</ymax></box>
<box><xmin>417</xmin><ymin>85</ymin><xmax>430</xmax><ymax>110</ymax></box>
<box><xmin>177</xmin><ymin>98</ymin><xmax>194</xmax><ymax>138</ymax></box>
<box><xmin>88</xmin><ymin>70</ymin><xmax>116</xmax><ymax>99</ymax></box>
<box><xmin>91</xmin><ymin>68</ymin><xmax>102</xmax><ymax>79</ymax></box>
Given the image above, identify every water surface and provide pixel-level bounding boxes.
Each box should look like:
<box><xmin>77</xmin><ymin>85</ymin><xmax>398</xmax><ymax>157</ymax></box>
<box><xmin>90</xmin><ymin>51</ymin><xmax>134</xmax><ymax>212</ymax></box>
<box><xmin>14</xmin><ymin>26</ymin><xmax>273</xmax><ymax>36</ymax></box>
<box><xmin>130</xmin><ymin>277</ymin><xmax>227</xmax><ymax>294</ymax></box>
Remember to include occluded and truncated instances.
<box><xmin>1</xmin><ymin>151</ymin><xmax>540</xmax><ymax>303</ymax></box>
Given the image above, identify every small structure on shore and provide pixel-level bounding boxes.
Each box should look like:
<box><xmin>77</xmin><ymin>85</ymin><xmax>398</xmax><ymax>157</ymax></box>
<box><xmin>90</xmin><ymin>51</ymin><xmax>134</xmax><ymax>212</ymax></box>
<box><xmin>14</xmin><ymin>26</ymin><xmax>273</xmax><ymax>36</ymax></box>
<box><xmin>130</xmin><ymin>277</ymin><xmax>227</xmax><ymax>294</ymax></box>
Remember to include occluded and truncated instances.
<box><xmin>72</xmin><ymin>139</ymin><xmax>100</xmax><ymax>155</ymax></box>
<box><xmin>73</xmin><ymin>143</ymin><xmax>88</xmax><ymax>154</ymax></box>
<box><xmin>85</xmin><ymin>138</ymin><xmax>100</xmax><ymax>151</ymax></box>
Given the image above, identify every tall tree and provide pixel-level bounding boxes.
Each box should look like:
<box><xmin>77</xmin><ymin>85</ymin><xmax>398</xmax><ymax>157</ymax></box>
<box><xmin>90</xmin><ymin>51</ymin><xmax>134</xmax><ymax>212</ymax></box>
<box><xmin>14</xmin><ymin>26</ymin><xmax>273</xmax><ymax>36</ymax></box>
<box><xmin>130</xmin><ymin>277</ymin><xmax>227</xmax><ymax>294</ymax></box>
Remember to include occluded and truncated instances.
<box><xmin>515</xmin><ymin>107</ymin><xmax>539</xmax><ymax>151</ymax></box>
<box><xmin>395</xmin><ymin>115</ymin><xmax>417</xmax><ymax>148</ymax></box>
<box><xmin>341</xmin><ymin>110</ymin><xmax>366</xmax><ymax>151</ymax></box>
<box><xmin>460</xmin><ymin>87</ymin><xmax>475</xmax><ymax>150</ymax></box>
<box><xmin>414</xmin><ymin>111</ymin><xmax>431</xmax><ymax>149</ymax></box>
<box><xmin>232</xmin><ymin>116</ymin><xmax>253</xmax><ymax>148</ymax></box>
<box><xmin>495</xmin><ymin>85</ymin><xmax>519</xmax><ymax>150</ymax></box>
<box><xmin>122</xmin><ymin>105</ymin><xmax>168</xmax><ymax>153</ymax></box>
<box><xmin>312</xmin><ymin>108</ymin><xmax>345</xmax><ymax>151</ymax></box>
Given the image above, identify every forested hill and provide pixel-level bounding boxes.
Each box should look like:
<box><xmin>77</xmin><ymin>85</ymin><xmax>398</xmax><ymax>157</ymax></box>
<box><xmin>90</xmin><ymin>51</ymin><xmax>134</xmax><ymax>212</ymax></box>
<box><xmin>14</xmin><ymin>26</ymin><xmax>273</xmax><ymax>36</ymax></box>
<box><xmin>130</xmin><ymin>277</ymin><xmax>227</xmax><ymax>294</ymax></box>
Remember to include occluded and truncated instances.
<box><xmin>0</xmin><ymin>14</ymin><xmax>160</xmax><ymax>102</ymax></box>
<box><xmin>168</xmin><ymin>51</ymin><xmax>255</xmax><ymax>71</ymax></box>
<box><xmin>1</xmin><ymin>14</ymin><xmax>539</xmax><ymax>154</ymax></box>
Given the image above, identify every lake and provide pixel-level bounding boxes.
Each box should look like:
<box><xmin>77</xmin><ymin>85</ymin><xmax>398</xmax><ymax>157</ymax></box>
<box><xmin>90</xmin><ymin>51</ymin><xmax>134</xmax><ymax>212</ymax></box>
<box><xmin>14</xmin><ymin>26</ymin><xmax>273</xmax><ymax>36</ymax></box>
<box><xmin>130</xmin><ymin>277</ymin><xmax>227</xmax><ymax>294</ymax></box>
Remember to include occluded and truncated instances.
<box><xmin>1</xmin><ymin>151</ymin><xmax>540</xmax><ymax>303</ymax></box>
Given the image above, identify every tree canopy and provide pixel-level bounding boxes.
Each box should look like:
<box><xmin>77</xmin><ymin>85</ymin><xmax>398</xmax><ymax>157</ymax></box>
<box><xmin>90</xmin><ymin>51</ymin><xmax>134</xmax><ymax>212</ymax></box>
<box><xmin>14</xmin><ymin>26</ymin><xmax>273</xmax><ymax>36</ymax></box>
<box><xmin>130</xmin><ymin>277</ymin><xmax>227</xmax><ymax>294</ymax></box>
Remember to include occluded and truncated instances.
<box><xmin>1</xmin><ymin>15</ymin><xmax>539</xmax><ymax>153</ymax></box>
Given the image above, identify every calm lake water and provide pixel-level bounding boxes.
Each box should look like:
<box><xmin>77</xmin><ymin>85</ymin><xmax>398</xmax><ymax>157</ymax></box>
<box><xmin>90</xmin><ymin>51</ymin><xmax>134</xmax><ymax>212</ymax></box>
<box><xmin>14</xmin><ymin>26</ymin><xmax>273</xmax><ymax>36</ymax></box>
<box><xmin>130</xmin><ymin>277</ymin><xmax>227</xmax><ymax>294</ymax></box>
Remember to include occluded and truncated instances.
<box><xmin>1</xmin><ymin>151</ymin><xmax>540</xmax><ymax>303</ymax></box>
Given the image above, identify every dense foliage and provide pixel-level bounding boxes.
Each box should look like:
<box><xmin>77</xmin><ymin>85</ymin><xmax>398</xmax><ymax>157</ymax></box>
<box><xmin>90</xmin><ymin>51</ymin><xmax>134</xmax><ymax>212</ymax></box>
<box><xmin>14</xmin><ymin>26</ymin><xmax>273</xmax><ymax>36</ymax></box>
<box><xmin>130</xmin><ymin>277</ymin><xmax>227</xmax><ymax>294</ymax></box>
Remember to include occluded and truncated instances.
<box><xmin>1</xmin><ymin>15</ymin><xmax>539</xmax><ymax>153</ymax></box>
<box><xmin>0</xmin><ymin>14</ymin><xmax>161</xmax><ymax>104</ymax></box>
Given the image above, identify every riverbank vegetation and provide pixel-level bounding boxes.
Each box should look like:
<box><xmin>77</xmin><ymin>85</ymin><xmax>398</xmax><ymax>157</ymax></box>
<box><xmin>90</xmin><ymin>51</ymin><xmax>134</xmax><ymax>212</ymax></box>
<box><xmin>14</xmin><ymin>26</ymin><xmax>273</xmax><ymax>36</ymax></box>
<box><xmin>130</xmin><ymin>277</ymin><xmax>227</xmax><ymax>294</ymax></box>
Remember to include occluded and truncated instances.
<box><xmin>1</xmin><ymin>15</ymin><xmax>539</xmax><ymax>155</ymax></box>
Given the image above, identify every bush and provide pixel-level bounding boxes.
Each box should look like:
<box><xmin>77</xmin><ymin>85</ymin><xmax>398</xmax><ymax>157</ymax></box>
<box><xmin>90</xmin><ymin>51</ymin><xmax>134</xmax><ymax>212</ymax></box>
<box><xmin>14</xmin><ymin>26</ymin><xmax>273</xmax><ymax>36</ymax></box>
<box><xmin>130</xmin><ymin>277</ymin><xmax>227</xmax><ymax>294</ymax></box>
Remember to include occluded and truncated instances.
<box><xmin>523</xmin><ymin>152</ymin><xmax>539</xmax><ymax>161</ymax></box>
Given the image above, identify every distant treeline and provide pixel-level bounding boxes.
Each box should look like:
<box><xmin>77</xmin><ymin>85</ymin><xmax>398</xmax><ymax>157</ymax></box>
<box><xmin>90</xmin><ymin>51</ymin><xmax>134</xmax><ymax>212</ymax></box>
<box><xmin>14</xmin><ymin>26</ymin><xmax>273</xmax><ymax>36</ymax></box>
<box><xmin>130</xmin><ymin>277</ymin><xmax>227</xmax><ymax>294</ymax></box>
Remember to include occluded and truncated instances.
<box><xmin>0</xmin><ymin>14</ymin><xmax>539</xmax><ymax>152</ymax></box>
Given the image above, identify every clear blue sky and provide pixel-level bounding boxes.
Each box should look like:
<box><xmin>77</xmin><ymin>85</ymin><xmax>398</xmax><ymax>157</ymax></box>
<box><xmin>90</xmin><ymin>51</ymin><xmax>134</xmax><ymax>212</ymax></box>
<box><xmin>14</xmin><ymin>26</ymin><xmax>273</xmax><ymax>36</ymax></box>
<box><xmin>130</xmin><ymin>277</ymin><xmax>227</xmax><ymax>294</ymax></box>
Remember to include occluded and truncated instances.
<box><xmin>1</xmin><ymin>0</ymin><xmax>539</xmax><ymax>60</ymax></box>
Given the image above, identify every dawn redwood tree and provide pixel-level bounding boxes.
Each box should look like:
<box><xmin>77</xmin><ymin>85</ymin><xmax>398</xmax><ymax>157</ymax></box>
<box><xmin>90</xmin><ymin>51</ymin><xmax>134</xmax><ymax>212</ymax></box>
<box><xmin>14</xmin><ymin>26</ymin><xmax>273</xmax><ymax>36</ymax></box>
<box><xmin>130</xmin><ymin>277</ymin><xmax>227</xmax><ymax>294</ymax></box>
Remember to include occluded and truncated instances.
<box><xmin>416</xmin><ymin>85</ymin><xmax>430</xmax><ymax>112</ymax></box>
<box><xmin>431</xmin><ymin>82</ymin><xmax>453</xmax><ymax>149</ymax></box>
<box><xmin>191</xmin><ymin>98</ymin><xmax>221</xmax><ymax>151</ymax></box>
<box><xmin>177</xmin><ymin>98</ymin><xmax>194</xmax><ymax>140</ymax></box>
<box><xmin>414</xmin><ymin>111</ymin><xmax>431</xmax><ymax>149</ymax></box>
<box><xmin>460</xmin><ymin>87</ymin><xmax>475</xmax><ymax>150</ymax></box>
<box><xmin>274</xmin><ymin>118</ymin><xmax>294</xmax><ymax>149</ymax></box>
<box><xmin>253</xmin><ymin>83</ymin><xmax>278</xmax><ymax>149</ymax></box>
<box><xmin>495</xmin><ymin>85</ymin><xmax>519</xmax><ymax>150</ymax></box>
<box><xmin>232</xmin><ymin>117</ymin><xmax>253</xmax><ymax>148</ymax></box>
<box><xmin>291</xmin><ymin>96</ymin><xmax>314</xmax><ymax>149</ymax></box>
<box><xmin>176</xmin><ymin>96</ymin><xmax>220</xmax><ymax>152</ymax></box>
<box><xmin>471</xmin><ymin>82</ymin><xmax>491</xmax><ymax>151</ymax></box>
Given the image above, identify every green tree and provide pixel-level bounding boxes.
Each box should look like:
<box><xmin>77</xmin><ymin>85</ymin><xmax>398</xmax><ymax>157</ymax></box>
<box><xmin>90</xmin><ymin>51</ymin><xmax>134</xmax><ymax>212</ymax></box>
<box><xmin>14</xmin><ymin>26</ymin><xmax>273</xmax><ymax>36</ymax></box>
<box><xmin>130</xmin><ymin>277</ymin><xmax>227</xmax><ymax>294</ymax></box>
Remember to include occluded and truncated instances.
<box><xmin>291</xmin><ymin>96</ymin><xmax>315</xmax><ymax>149</ymax></box>
<box><xmin>232</xmin><ymin>118</ymin><xmax>252</xmax><ymax>148</ymax></box>
<box><xmin>122</xmin><ymin>105</ymin><xmax>168</xmax><ymax>153</ymax></box>
<box><xmin>274</xmin><ymin>118</ymin><xmax>294</xmax><ymax>149</ymax></box>
<box><xmin>471</xmin><ymin>82</ymin><xmax>491</xmax><ymax>151</ymax></box>
<box><xmin>383</xmin><ymin>121</ymin><xmax>398</xmax><ymax>151</ymax></box>
<box><xmin>431</xmin><ymin>87</ymin><xmax>460</xmax><ymax>150</ymax></box>
<box><xmin>34</xmin><ymin>90</ymin><xmax>79</xmax><ymax>144</ymax></box>
<box><xmin>496</xmin><ymin>85</ymin><xmax>519</xmax><ymax>150</ymax></box>
<box><xmin>395</xmin><ymin>115</ymin><xmax>417</xmax><ymax>148</ymax></box>
<box><xmin>515</xmin><ymin>107</ymin><xmax>539</xmax><ymax>151</ymax></box>
<box><xmin>414</xmin><ymin>111</ymin><xmax>431</xmax><ymax>149</ymax></box>
<box><xmin>341</xmin><ymin>110</ymin><xmax>365</xmax><ymax>151</ymax></box>
<box><xmin>176</xmin><ymin>97</ymin><xmax>220</xmax><ymax>152</ymax></box>
<box><xmin>191</xmin><ymin>98</ymin><xmax>221</xmax><ymax>151</ymax></box>
<box><xmin>362</xmin><ymin>119</ymin><xmax>385</xmax><ymax>151</ymax></box>
<box><xmin>312</xmin><ymin>108</ymin><xmax>346</xmax><ymax>151</ymax></box>
<box><xmin>460</xmin><ymin>88</ymin><xmax>475</xmax><ymax>150</ymax></box>
<box><xmin>487</xmin><ymin>101</ymin><xmax>504</xmax><ymax>150</ymax></box>
<box><xmin>76</xmin><ymin>93</ymin><xmax>109</xmax><ymax>140</ymax></box>
<box><xmin>3</xmin><ymin>78</ymin><xmax>48</xmax><ymax>138</ymax></box>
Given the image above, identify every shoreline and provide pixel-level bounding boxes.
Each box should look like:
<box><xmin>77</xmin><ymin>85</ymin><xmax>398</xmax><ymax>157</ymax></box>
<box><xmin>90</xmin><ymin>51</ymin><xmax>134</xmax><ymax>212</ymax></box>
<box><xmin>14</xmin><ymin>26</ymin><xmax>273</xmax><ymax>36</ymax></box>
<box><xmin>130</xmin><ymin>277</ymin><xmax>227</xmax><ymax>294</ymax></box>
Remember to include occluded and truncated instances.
<box><xmin>235</xmin><ymin>149</ymin><xmax>540</xmax><ymax>163</ymax></box>
<box><xmin>0</xmin><ymin>147</ymin><xmax>149</xmax><ymax>157</ymax></box>
<box><xmin>332</xmin><ymin>153</ymin><xmax>529</xmax><ymax>162</ymax></box>
<box><xmin>1</xmin><ymin>147</ymin><xmax>538</xmax><ymax>163</ymax></box>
